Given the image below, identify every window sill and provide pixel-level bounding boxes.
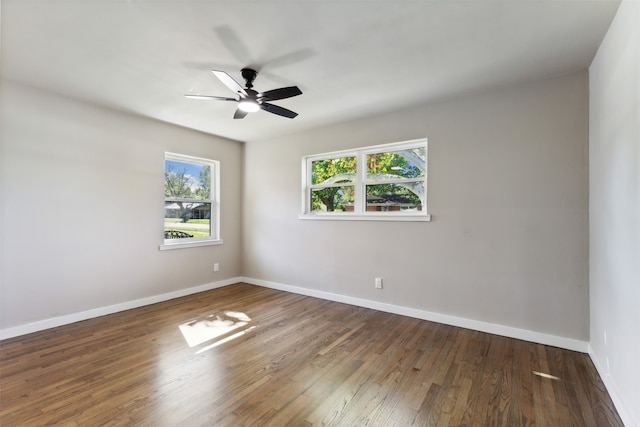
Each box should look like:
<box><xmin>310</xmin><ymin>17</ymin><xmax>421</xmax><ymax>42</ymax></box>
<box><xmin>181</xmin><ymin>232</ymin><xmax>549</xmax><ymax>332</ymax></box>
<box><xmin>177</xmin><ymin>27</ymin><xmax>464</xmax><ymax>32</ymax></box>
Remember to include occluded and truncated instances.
<box><xmin>298</xmin><ymin>214</ymin><xmax>431</xmax><ymax>222</ymax></box>
<box><xmin>159</xmin><ymin>239</ymin><xmax>223</xmax><ymax>251</ymax></box>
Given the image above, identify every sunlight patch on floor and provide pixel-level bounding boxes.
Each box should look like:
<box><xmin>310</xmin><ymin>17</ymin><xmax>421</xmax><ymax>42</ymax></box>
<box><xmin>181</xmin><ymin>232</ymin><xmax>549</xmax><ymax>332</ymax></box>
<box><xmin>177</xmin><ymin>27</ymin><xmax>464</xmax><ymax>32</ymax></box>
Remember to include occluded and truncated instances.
<box><xmin>532</xmin><ymin>371</ymin><xmax>561</xmax><ymax>381</ymax></box>
<box><xmin>179</xmin><ymin>311</ymin><xmax>252</xmax><ymax>347</ymax></box>
<box><xmin>195</xmin><ymin>326</ymin><xmax>257</xmax><ymax>354</ymax></box>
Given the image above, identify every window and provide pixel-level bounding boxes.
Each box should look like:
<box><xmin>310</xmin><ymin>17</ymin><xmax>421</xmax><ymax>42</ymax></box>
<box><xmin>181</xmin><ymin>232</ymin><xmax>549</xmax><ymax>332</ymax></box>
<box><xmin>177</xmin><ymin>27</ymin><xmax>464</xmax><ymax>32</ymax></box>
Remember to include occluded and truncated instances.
<box><xmin>300</xmin><ymin>139</ymin><xmax>430</xmax><ymax>221</ymax></box>
<box><xmin>161</xmin><ymin>153</ymin><xmax>221</xmax><ymax>250</ymax></box>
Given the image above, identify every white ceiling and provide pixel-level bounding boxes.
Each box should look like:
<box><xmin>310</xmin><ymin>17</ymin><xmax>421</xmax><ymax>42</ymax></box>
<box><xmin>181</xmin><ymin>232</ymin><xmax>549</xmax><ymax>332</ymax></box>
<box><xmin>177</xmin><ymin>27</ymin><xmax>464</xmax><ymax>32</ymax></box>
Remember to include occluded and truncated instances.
<box><xmin>2</xmin><ymin>0</ymin><xmax>620</xmax><ymax>143</ymax></box>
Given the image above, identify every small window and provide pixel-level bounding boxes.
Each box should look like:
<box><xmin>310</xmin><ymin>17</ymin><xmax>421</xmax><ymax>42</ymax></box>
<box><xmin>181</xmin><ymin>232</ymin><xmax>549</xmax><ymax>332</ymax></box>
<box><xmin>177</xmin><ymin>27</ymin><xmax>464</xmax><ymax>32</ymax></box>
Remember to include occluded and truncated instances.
<box><xmin>161</xmin><ymin>153</ymin><xmax>221</xmax><ymax>250</ymax></box>
<box><xmin>301</xmin><ymin>139</ymin><xmax>430</xmax><ymax>221</ymax></box>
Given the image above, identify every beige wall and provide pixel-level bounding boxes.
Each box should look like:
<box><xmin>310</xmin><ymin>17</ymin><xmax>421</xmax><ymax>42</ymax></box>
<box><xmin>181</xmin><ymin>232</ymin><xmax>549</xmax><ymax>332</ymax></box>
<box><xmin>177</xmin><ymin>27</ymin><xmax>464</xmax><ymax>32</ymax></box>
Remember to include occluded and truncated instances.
<box><xmin>589</xmin><ymin>1</ymin><xmax>639</xmax><ymax>425</ymax></box>
<box><xmin>0</xmin><ymin>80</ymin><xmax>244</xmax><ymax>330</ymax></box>
<box><xmin>243</xmin><ymin>71</ymin><xmax>590</xmax><ymax>341</ymax></box>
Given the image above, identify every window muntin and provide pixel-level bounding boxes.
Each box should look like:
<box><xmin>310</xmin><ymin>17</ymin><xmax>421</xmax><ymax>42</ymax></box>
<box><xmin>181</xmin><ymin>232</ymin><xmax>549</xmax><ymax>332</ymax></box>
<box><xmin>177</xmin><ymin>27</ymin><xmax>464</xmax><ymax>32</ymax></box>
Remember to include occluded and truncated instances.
<box><xmin>302</xmin><ymin>139</ymin><xmax>429</xmax><ymax>219</ymax></box>
<box><xmin>163</xmin><ymin>153</ymin><xmax>220</xmax><ymax>247</ymax></box>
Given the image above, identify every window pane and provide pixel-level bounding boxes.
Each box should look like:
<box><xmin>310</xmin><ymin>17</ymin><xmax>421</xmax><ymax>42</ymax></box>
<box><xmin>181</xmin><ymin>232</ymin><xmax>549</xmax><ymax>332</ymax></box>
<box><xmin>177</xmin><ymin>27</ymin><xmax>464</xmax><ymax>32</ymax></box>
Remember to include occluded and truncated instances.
<box><xmin>164</xmin><ymin>202</ymin><xmax>211</xmax><ymax>238</ymax></box>
<box><xmin>310</xmin><ymin>186</ymin><xmax>355</xmax><ymax>212</ymax></box>
<box><xmin>165</xmin><ymin>160</ymin><xmax>211</xmax><ymax>200</ymax></box>
<box><xmin>366</xmin><ymin>183</ymin><xmax>423</xmax><ymax>211</ymax></box>
<box><xmin>311</xmin><ymin>156</ymin><xmax>356</xmax><ymax>185</ymax></box>
<box><xmin>366</xmin><ymin>148</ymin><xmax>426</xmax><ymax>181</ymax></box>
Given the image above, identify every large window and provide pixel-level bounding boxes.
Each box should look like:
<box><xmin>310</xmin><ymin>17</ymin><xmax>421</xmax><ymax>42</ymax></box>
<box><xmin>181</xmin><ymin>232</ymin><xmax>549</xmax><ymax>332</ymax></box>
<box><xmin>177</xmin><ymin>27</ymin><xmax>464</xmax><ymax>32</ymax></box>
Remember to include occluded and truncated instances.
<box><xmin>161</xmin><ymin>153</ymin><xmax>221</xmax><ymax>249</ymax></box>
<box><xmin>301</xmin><ymin>139</ymin><xmax>430</xmax><ymax>221</ymax></box>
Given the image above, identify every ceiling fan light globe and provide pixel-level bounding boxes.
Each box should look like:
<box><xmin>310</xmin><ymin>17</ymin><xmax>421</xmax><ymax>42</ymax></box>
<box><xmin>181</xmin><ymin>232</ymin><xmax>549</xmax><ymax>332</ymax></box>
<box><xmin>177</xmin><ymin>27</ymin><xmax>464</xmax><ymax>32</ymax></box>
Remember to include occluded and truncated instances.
<box><xmin>238</xmin><ymin>100</ymin><xmax>260</xmax><ymax>113</ymax></box>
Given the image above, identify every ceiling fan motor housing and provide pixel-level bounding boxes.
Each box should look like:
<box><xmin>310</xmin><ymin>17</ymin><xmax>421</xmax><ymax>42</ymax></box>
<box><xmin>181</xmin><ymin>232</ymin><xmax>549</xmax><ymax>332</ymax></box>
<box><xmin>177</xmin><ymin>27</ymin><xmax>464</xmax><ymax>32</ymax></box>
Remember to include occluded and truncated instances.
<box><xmin>241</xmin><ymin>68</ymin><xmax>258</xmax><ymax>89</ymax></box>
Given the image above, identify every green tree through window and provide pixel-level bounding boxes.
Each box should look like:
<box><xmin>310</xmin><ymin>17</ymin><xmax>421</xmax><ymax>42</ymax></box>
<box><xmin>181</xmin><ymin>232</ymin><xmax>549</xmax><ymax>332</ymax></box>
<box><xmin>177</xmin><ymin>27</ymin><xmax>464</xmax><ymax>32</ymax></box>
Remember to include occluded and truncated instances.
<box><xmin>163</xmin><ymin>153</ymin><xmax>220</xmax><ymax>245</ymax></box>
<box><xmin>311</xmin><ymin>156</ymin><xmax>356</xmax><ymax>211</ymax></box>
<box><xmin>365</xmin><ymin>148</ymin><xmax>425</xmax><ymax>210</ymax></box>
<box><xmin>303</xmin><ymin>140</ymin><xmax>428</xmax><ymax>218</ymax></box>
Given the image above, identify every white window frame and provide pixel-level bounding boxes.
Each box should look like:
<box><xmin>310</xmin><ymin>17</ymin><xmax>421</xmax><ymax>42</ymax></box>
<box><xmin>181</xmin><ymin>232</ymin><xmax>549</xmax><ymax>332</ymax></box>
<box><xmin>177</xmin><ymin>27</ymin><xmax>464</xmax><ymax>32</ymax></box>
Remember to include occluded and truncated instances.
<box><xmin>160</xmin><ymin>152</ymin><xmax>222</xmax><ymax>250</ymax></box>
<box><xmin>299</xmin><ymin>138</ymin><xmax>431</xmax><ymax>222</ymax></box>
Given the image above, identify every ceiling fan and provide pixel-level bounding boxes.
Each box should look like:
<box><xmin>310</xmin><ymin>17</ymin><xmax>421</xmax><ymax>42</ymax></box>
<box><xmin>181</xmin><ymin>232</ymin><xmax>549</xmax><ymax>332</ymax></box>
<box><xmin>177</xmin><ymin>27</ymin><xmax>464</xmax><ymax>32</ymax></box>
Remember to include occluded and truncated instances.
<box><xmin>185</xmin><ymin>68</ymin><xmax>302</xmax><ymax>119</ymax></box>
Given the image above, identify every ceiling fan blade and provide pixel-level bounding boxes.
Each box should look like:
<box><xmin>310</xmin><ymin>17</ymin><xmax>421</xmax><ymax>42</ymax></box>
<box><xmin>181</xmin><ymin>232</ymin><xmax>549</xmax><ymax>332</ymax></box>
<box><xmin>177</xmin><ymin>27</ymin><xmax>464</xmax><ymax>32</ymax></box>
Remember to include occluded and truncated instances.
<box><xmin>233</xmin><ymin>108</ymin><xmax>249</xmax><ymax>119</ymax></box>
<box><xmin>212</xmin><ymin>70</ymin><xmax>247</xmax><ymax>96</ymax></box>
<box><xmin>261</xmin><ymin>102</ymin><xmax>298</xmax><ymax>119</ymax></box>
<box><xmin>259</xmin><ymin>86</ymin><xmax>302</xmax><ymax>102</ymax></box>
<box><xmin>185</xmin><ymin>94</ymin><xmax>236</xmax><ymax>101</ymax></box>
<box><xmin>213</xmin><ymin>26</ymin><xmax>252</xmax><ymax>65</ymax></box>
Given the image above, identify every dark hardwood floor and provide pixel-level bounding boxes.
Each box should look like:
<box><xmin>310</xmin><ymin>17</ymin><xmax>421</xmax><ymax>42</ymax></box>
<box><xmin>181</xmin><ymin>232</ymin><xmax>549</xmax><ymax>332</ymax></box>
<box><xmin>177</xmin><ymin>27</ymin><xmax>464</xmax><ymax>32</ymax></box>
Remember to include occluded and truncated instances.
<box><xmin>0</xmin><ymin>283</ymin><xmax>623</xmax><ymax>426</ymax></box>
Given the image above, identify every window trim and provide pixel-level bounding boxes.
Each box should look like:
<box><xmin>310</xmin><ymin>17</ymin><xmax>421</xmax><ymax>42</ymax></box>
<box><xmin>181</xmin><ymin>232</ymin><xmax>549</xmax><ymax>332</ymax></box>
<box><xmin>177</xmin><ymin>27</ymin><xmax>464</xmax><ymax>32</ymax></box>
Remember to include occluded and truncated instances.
<box><xmin>299</xmin><ymin>139</ymin><xmax>431</xmax><ymax>221</ymax></box>
<box><xmin>160</xmin><ymin>152</ymin><xmax>222</xmax><ymax>250</ymax></box>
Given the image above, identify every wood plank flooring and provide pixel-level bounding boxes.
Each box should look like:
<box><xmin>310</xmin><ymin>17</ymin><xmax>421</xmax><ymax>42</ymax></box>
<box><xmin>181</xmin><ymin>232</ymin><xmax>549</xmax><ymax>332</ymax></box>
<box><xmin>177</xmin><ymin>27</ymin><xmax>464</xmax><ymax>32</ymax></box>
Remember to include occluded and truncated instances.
<box><xmin>0</xmin><ymin>283</ymin><xmax>623</xmax><ymax>426</ymax></box>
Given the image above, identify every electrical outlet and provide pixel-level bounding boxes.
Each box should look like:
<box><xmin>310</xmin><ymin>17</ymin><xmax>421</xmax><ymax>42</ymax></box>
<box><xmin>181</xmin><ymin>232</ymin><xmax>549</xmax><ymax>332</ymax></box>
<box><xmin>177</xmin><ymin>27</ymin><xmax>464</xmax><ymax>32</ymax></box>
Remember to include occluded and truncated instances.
<box><xmin>214</xmin><ymin>263</ymin><xmax>219</xmax><ymax>272</ymax></box>
<box><xmin>375</xmin><ymin>277</ymin><xmax>383</xmax><ymax>289</ymax></box>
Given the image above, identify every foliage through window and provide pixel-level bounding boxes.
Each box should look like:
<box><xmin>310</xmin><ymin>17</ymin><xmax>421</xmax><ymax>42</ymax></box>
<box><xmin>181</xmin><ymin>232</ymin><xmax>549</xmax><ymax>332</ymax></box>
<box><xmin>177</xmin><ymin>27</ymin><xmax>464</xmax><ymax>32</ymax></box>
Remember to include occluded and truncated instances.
<box><xmin>163</xmin><ymin>153</ymin><xmax>220</xmax><ymax>247</ymax></box>
<box><xmin>302</xmin><ymin>139</ymin><xmax>429</xmax><ymax>220</ymax></box>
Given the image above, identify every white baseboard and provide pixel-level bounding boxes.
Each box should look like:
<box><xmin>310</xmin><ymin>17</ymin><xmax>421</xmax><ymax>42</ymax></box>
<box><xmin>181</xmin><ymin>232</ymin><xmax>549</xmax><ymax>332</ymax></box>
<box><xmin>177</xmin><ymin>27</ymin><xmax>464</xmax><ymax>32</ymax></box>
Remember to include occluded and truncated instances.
<box><xmin>588</xmin><ymin>345</ymin><xmax>636</xmax><ymax>427</ymax></box>
<box><xmin>1</xmin><ymin>276</ymin><xmax>589</xmax><ymax>354</ymax></box>
<box><xmin>0</xmin><ymin>277</ymin><xmax>241</xmax><ymax>340</ymax></box>
<box><xmin>241</xmin><ymin>277</ymin><xmax>589</xmax><ymax>353</ymax></box>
